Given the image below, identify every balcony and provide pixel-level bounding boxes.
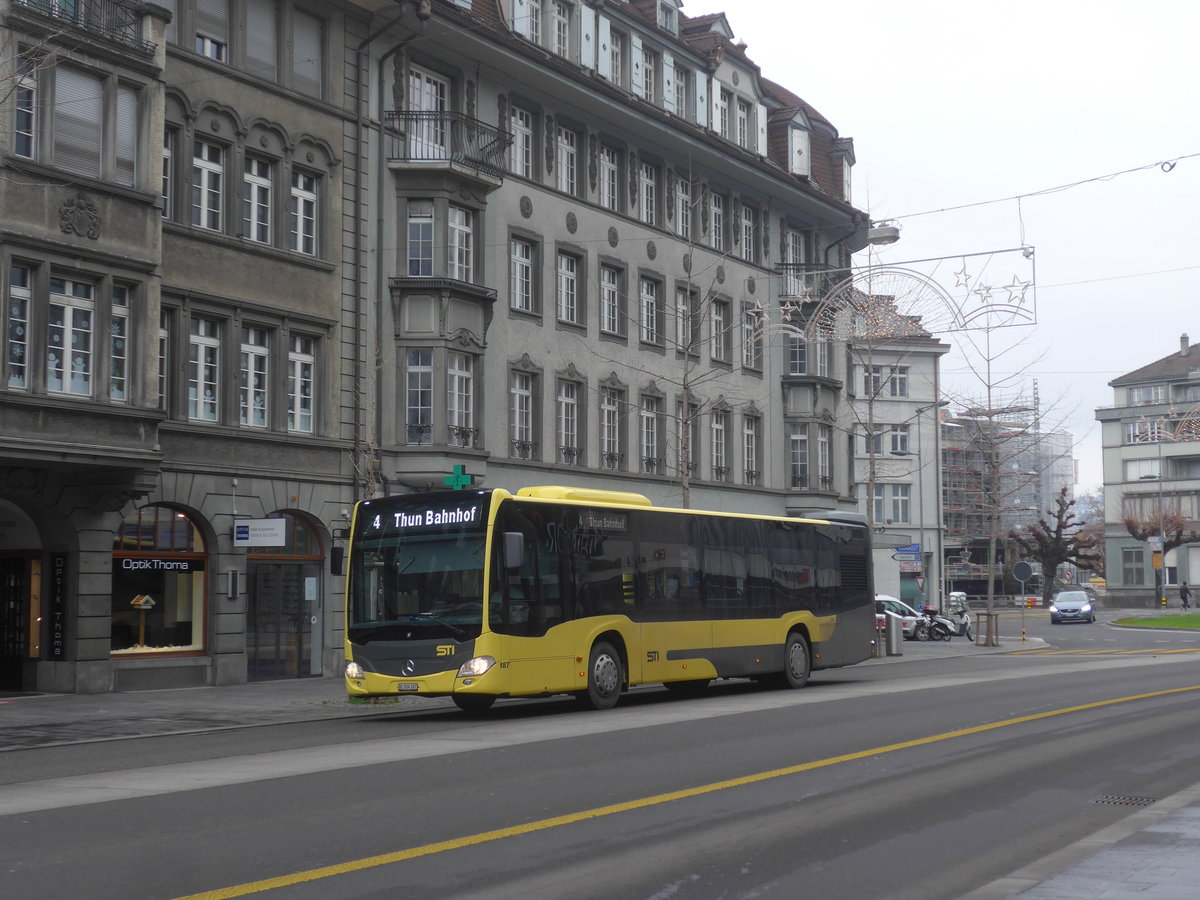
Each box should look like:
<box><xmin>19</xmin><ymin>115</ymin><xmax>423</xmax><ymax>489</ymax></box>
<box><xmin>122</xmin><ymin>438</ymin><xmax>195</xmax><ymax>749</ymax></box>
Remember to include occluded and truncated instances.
<box><xmin>775</xmin><ymin>262</ymin><xmax>848</xmax><ymax>302</ymax></box>
<box><xmin>385</xmin><ymin>111</ymin><xmax>511</xmax><ymax>183</ymax></box>
<box><xmin>15</xmin><ymin>0</ymin><xmax>155</xmax><ymax>53</ymax></box>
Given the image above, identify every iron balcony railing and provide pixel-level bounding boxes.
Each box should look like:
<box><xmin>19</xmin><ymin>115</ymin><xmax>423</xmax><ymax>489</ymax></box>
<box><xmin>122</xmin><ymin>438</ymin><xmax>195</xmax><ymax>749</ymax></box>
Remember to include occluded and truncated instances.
<box><xmin>775</xmin><ymin>263</ymin><xmax>848</xmax><ymax>301</ymax></box>
<box><xmin>385</xmin><ymin>111</ymin><xmax>511</xmax><ymax>179</ymax></box>
<box><xmin>17</xmin><ymin>0</ymin><xmax>154</xmax><ymax>52</ymax></box>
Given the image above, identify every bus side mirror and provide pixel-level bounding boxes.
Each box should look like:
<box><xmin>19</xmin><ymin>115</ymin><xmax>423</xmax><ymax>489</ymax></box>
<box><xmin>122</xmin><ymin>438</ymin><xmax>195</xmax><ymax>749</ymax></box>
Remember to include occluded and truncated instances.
<box><xmin>503</xmin><ymin>532</ymin><xmax>524</xmax><ymax>571</ymax></box>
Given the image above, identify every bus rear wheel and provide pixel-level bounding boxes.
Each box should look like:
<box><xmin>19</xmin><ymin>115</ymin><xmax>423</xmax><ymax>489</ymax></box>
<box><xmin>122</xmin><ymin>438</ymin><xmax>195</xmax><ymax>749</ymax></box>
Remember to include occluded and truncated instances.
<box><xmin>452</xmin><ymin>693</ymin><xmax>495</xmax><ymax>714</ymax></box>
<box><xmin>778</xmin><ymin>633</ymin><xmax>810</xmax><ymax>689</ymax></box>
<box><xmin>579</xmin><ymin>641</ymin><xmax>623</xmax><ymax>710</ymax></box>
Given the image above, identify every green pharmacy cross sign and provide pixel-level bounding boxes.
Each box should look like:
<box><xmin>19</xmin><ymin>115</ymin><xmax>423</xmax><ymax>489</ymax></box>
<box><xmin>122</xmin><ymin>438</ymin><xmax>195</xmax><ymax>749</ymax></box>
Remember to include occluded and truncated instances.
<box><xmin>443</xmin><ymin>464</ymin><xmax>476</xmax><ymax>490</ymax></box>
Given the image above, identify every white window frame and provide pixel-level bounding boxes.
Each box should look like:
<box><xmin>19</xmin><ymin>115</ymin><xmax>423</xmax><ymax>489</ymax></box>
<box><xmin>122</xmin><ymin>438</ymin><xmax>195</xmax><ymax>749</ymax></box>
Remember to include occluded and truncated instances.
<box><xmin>47</xmin><ymin>276</ymin><xmax>95</xmax><ymax>397</ymax></box>
<box><xmin>448</xmin><ymin>205</ymin><xmax>473</xmax><ymax>281</ymax></box>
<box><xmin>447</xmin><ymin>351</ymin><xmax>474</xmax><ymax>433</ymax></box>
<box><xmin>600</xmin><ymin>387</ymin><xmax>622</xmax><ymax>468</ymax></box>
<box><xmin>510</xmin><ymin>105</ymin><xmax>534</xmax><ymax>178</ymax></box>
<box><xmin>557</xmin><ymin>379</ymin><xmax>579</xmax><ymax>463</ymax></box>
<box><xmin>289</xmin><ymin>170</ymin><xmax>318</xmax><ymax>255</ymax></box>
<box><xmin>711</xmin><ymin>298</ymin><xmax>730</xmax><ymax>363</ymax></box>
<box><xmin>675</xmin><ymin>175</ymin><xmax>691</xmax><ymax>239</ymax></box>
<box><xmin>556</xmin><ymin>126</ymin><xmax>577</xmax><ymax>195</ymax></box>
<box><xmin>287</xmin><ymin>335</ymin><xmax>315</xmax><ymax>434</ymax></box>
<box><xmin>192</xmin><ymin>139</ymin><xmax>225</xmax><ymax>231</ymax></box>
<box><xmin>639</xmin><ymin>277</ymin><xmax>659</xmax><ymax>345</ymax></box>
<box><xmin>743</xmin><ymin>416</ymin><xmax>759</xmax><ymax>484</ymax></box>
<box><xmin>711</xmin><ymin>410</ymin><xmax>728</xmax><ymax>480</ymax></box>
<box><xmin>407</xmin><ymin>200</ymin><xmax>434</xmax><ymax>277</ymax></box>
<box><xmin>710</xmin><ymin>192</ymin><xmax>726</xmax><ymax>251</ymax></box>
<box><xmin>639</xmin><ymin>162</ymin><xmax>657</xmax><ymax>226</ymax></box>
<box><xmin>406</xmin><ymin>348</ymin><xmax>433</xmax><ymax>443</ymax></box>
<box><xmin>740</xmin><ymin>206</ymin><xmax>755</xmax><ymax>262</ymax></box>
<box><xmin>510</xmin><ymin>237</ymin><xmax>535</xmax><ymax>312</ymax></box>
<box><xmin>640</xmin><ymin>396</ymin><xmax>660</xmax><ymax>473</ymax></box>
<box><xmin>7</xmin><ymin>265</ymin><xmax>31</xmax><ymax>390</ymax></box>
<box><xmin>600</xmin><ymin>265</ymin><xmax>622</xmax><ymax>335</ymax></box>
<box><xmin>510</xmin><ymin>370</ymin><xmax>534</xmax><ymax>452</ymax></box>
<box><xmin>599</xmin><ymin>145</ymin><xmax>620</xmax><ymax>211</ymax></box>
<box><xmin>556</xmin><ymin>251</ymin><xmax>579</xmax><ymax>324</ymax></box>
<box><xmin>188</xmin><ymin>316</ymin><xmax>221</xmax><ymax>421</ymax></box>
<box><xmin>243</xmin><ymin>157</ymin><xmax>273</xmax><ymax>244</ymax></box>
<box><xmin>239</xmin><ymin>326</ymin><xmax>270</xmax><ymax>427</ymax></box>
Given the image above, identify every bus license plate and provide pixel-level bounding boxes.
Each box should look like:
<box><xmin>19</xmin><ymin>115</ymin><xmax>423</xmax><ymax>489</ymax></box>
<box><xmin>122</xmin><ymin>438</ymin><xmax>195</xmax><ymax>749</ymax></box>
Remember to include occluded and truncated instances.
<box><xmin>397</xmin><ymin>682</ymin><xmax>419</xmax><ymax>692</ymax></box>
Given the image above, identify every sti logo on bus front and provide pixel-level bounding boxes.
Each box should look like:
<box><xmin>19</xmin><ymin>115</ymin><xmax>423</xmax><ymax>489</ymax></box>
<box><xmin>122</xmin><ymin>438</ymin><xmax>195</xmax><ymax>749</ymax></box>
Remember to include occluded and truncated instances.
<box><xmin>368</xmin><ymin>505</ymin><xmax>480</xmax><ymax>531</ymax></box>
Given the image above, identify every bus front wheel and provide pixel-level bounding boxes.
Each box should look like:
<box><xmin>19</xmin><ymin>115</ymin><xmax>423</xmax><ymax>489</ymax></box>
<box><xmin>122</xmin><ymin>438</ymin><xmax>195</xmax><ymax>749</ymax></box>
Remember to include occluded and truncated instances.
<box><xmin>580</xmin><ymin>641</ymin><xmax>623</xmax><ymax>710</ymax></box>
<box><xmin>779</xmin><ymin>633</ymin><xmax>810</xmax><ymax>689</ymax></box>
<box><xmin>452</xmin><ymin>693</ymin><xmax>495</xmax><ymax>714</ymax></box>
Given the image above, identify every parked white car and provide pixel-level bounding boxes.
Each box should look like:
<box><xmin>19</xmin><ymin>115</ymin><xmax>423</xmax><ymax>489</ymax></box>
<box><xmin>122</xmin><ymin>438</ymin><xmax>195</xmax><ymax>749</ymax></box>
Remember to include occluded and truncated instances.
<box><xmin>875</xmin><ymin>594</ymin><xmax>922</xmax><ymax>639</ymax></box>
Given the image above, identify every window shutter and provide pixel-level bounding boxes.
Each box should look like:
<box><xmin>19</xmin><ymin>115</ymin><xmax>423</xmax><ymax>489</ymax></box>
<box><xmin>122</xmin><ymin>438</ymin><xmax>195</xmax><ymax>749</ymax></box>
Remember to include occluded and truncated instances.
<box><xmin>115</xmin><ymin>84</ymin><xmax>138</xmax><ymax>187</ymax></box>
<box><xmin>662</xmin><ymin>53</ymin><xmax>676</xmax><ymax>113</ymax></box>
<box><xmin>579</xmin><ymin>6</ymin><xmax>596</xmax><ymax>70</ymax></box>
<box><xmin>511</xmin><ymin>0</ymin><xmax>531</xmax><ymax>39</ymax></box>
<box><xmin>755</xmin><ymin>102</ymin><xmax>767</xmax><ymax>156</ymax></box>
<box><xmin>54</xmin><ymin>67</ymin><xmax>102</xmax><ymax>178</ymax></box>
<box><xmin>629</xmin><ymin>33</ymin><xmax>643</xmax><ymax>96</ymax></box>
<box><xmin>790</xmin><ymin>126</ymin><xmax>811</xmax><ymax>177</ymax></box>
<box><xmin>695</xmin><ymin>74</ymin><xmax>708</xmax><ymax>128</ymax></box>
<box><xmin>292</xmin><ymin>10</ymin><xmax>323</xmax><ymax>97</ymax></box>
<box><xmin>710</xmin><ymin>82</ymin><xmax>722</xmax><ymax>133</ymax></box>
<box><xmin>195</xmin><ymin>0</ymin><xmax>229</xmax><ymax>44</ymax></box>
<box><xmin>596</xmin><ymin>16</ymin><xmax>611</xmax><ymax>79</ymax></box>
<box><xmin>159</xmin><ymin>0</ymin><xmax>178</xmax><ymax>44</ymax></box>
<box><xmin>246</xmin><ymin>0</ymin><xmax>278</xmax><ymax>81</ymax></box>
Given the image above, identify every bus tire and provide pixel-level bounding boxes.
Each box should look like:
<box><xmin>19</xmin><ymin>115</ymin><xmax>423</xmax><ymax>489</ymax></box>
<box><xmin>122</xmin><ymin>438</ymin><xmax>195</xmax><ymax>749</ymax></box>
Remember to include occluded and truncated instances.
<box><xmin>779</xmin><ymin>633</ymin><xmax>810</xmax><ymax>689</ymax></box>
<box><xmin>580</xmin><ymin>641</ymin><xmax>623</xmax><ymax>710</ymax></box>
<box><xmin>452</xmin><ymin>693</ymin><xmax>495</xmax><ymax>714</ymax></box>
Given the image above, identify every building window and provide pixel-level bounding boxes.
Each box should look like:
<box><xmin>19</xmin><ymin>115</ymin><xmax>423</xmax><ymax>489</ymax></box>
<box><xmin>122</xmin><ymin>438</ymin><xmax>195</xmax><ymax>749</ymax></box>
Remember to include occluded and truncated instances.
<box><xmin>239</xmin><ymin>326</ymin><xmax>270</xmax><ymax>427</ymax></box>
<box><xmin>510</xmin><ymin>237</ymin><xmax>536</xmax><ymax>312</ymax></box>
<box><xmin>736</xmin><ymin>100</ymin><xmax>751</xmax><ymax>149</ymax></box>
<box><xmin>1129</xmin><ymin>384</ymin><xmax>1167</xmax><ymax>405</ymax></box>
<box><xmin>742</xmin><ymin>303</ymin><xmax>763</xmax><ymax>370</ymax></box>
<box><xmin>640</xmin><ymin>46</ymin><xmax>657</xmax><ymax>101</ymax></box>
<box><xmin>510</xmin><ymin>105</ymin><xmax>534</xmax><ymax>178</ymax></box>
<box><xmin>711</xmin><ymin>410</ymin><xmax>729</xmax><ymax>481</ymax></box>
<box><xmin>407</xmin><ymin>200</ymin><xmax>434</xmax><ymax>276</ymax></box>
<box><xmin>1122</xmin><ymin>547</ymin><xmax>1145</xmax><ymax>586</ymax></box>
<box><xmin>292</xmin><ymin>9</ymin><xmax>324</xmax><ymax>97</ymax></box>
<box><xmin>550</xmin><ymin>0</ymin><xmax>570</xmax><ymax>56</ymax></box>
<box><xmin>289</xmin><ymin>170</ymin><xmax>319</xmax><ymax>255</ymax></box>
<box><xmin>163</xmin><ymin>129</ymin><xmax>177</xmax><ymax>219</ymax></box>
<box><xmin>158</xmin><ymin>310</ymin><xmax>171</xmax><ymax>411</ymax></box>
<box><xmin>406</xmin><ymin>348</ymin><xmax>433</xmax><ymax>443</ymax></box>
<box><xmin>740</xmin><ymin>206</ymin><xmax>756</xmax><ymax>262</ymax></box>
<box><xmin>243</xmin><ymin>158</ymin><xmax>273</xmax><ymax>243</ymax></box>
<box><xmin>112</xmin><ymin>506</ymin><xmax>207</xmax><ymax>654</ymax></box>
<box><xmin>677</xmin><ymin>399</ymin><xmax>699</xmax><ymax>475</ymax></box>
<box><xmin>188</xmin><ymin>316</ymin><xmax>221</xmax><ymax>421</ymax></box>
<box><xmin>47</xmin><ymin>276</ymin><xmax>94</xmax><ymax>397</ymax></box>
<box><xmin>600</xmin><ymin>387</ymin><xmax>623</xmax><ymax>470</ymax></box>
<box><xmin>743</xmin><ymin>416</ymin><xmax>760</xmax><ymax>484</ymax></box>
<box><xmin>509</xmin><ymin>370</ymin><xmax>535</xmax><ymax>458</ymax></box>
<box><xmin>675</xmin><ymin>175</ymin><xmax>692</xmax><ymax>239</ymax></box>
<box><xmin>556</xmin><ymin>251</ymin><xmax>579</xmax><ymax>324</ymax></box>
<box><xmin>711</xmin><ymin>298</ymin><xmax>730</xmax><ymax>363</ymax></box>
<box><xmin>675</xmin><ymin>287</ymin><xmax>698</xmax><ymax>354</ymax></box>
<box><xmin>600</xmin><ymin>264</ymin><xmax>623</xmax><ymax>336</ymax></box>
<box><xmin>449</xmin><ymin>206</ymin><xmax>473</xmax><ymax>281</ymax></box>
<box><xmin>890</xmin><ymin>366</ymin><xmax>910</xmax><ymax>397</ymax></box>
<box><xmin>245</xmin><ymin>0</ymin><xmax>277</xmax><ymax>81</ymax></box>
<box><xmin>192</xmin><ymin>140</ymin><xmax>225</xmax><ymax>231</ymax></box>
<box><xmin>865</xmin><ymin>365</ymin><xmax>908</xmax><ymax>397</ymax></box>
<box><xmin>788</xmin><ymin>425</ymin><xmax>809</xmax><ymax>487</ymax></box>
<box><xmin>717</xmin><ymin>89</ymin><xmax>731</xmax><ymax>138</ymax></box>
<box><xmin>1124</xmin><ymin>420</ymin><xmax>1166</xmax><ymax>444</ymax></box>
<box><xmin>288</xmin><ymin>334</ymin><xmax>315</xmax><ymax>433</ymax></box>
<box><xmin>674</xmin><ymin>66</ymin><xmax>691</xmax><ymax>121</ymax></box>
<box><xmin>15</xmin><ymin>52</ymin><xmax>38</xmax><ymax>159</ymax></box>
<box><xmin>599</xmin><ymin>145</ymin><xmax>621</xmax><ymax>212</ymax></box>
<box><xmin>710</xmin><ymin>192</ymin><xmax>726</xmax><ymax>251</ymax></box>
<box><xmin>638</xmin><ymin>162</ymin><xmax>657</xmax><ymax>226</ymax></box>
<box><xmin>7</xmin><ymin>265</ymin><xmax>31</xmax><ymax>390</ymax></box>
<box><xmin>891</xmin><ymin>484</ymin><xmax>911</xmax><ymax>524</ymax></box>
<box><xmin>407</xmin><ymin>65</ymin><xmax>449</xmax><ymax>159</ymax></box>
<box><xmin>556</xmin><ymin>126</ymin><xmax>577</xmax><ymax>194</ymax></box>
<box><xmin>640</xmin><ymin>396</ymin><xmax>661</xmax><ymax>474</ymax></box>
<box><xmin>873</xmin><ymin>484</ymin><xmax>886</xmax><ymax>524</ymax></box>
<box><xmin>447</xmin><ymin>351</ymin><xmax>474</xmax><ymax>444</ymax></box>
<box><xmin>55</xmin><ymin>66</ymin><xmax>103</xmax><ymax>179</ymax></box>
<box><xmin>783</xmin><ymin>230</ymin><xmax>806</xmax><ymax>296</ymax></box>
<box><xmin>557</xmin><ymin>379</ymin><xmax>580</xmax><ymax>464</ymax></box>
<box><xmin>608</xmin><ymin>29</ymin><xmax>625</xmax><ymax>87</ymax></box>
<box><xmin>195</xmin><ymin>0</ymin><xmax>229</xmax><ymax>60</ymax></box>
<box><xmin>639</xmin><ymin>277</ymin><xmax>660</xmax><ymax>345</ymax></box>
<box><xmin>818</xmin><ymin>424</ymin><xmax>832</xmax><ymax>487</ymax></box>
<box><xmin>890</xmin><ymin>424</ymin><xmax>911</xmax><ymax>454</ymax></box>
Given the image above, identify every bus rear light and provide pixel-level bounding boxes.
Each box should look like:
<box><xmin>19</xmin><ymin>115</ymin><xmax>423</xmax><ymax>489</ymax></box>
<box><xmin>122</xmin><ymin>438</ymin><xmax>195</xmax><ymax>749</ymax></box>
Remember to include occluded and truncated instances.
<box><xmin>457</xmin><ymin>656</ymin><xmax>495</xmax><ymax>677</ymax></box>
<box><xmin>345</xmin><ymin>661</ymin><xmax>364</xmax><ymax>679</ymax></box>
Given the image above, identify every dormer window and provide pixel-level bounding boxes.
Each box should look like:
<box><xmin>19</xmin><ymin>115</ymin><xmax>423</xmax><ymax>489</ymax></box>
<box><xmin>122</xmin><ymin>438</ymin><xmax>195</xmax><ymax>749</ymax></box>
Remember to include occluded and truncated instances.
<box><xmin>658</xmin><ymin>2</ymin><xmax>678</xmax><ymax>34</ymax></box>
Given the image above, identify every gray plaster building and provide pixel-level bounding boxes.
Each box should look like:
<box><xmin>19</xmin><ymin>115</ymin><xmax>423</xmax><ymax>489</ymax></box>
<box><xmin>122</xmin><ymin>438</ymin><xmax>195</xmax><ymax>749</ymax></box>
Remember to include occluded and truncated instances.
<box><xmin>1</xmin><ymin>0</ymin><xmax>875</xmax><ymax>693</ymax></box>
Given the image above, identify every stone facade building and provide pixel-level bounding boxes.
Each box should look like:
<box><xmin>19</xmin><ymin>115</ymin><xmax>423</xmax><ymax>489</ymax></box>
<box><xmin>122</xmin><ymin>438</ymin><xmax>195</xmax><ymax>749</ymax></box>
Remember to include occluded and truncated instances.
<box><xmin>1</xmin><ymin>0</ymin><xmax>879</xmax><ymax>693</ymax></box>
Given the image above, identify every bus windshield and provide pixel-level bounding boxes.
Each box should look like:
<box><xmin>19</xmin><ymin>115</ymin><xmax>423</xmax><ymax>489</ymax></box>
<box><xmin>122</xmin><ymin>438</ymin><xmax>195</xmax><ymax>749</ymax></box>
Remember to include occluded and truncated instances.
<box><xmin>349</xmin><ymin>531</ymin><xmax>486</xmax><ymax>642</ymax></box>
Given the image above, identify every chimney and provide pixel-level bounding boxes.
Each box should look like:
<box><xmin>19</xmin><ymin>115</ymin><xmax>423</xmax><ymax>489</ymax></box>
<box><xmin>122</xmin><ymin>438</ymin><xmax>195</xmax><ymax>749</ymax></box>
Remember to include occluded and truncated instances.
<box><xmin>1182</xmin><ymin>333</ymin><xmax>1191</xmax><ymax>356</ymax></box>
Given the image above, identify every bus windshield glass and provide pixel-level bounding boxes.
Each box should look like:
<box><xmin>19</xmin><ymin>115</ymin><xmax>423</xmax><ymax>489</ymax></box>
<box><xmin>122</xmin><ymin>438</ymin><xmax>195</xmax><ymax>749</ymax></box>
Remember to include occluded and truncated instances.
<box><xmin>348</xmin><ymin>492</ymin><xmax>490</xmax><ymax>643</ymax></box>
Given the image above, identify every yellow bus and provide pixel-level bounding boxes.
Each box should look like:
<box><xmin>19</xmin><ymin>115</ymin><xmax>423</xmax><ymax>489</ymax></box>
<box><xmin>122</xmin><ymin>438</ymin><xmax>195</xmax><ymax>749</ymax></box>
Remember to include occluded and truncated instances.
<box><xmin>344</xmin><ymin>486</ymin><xmax>874</xmax><ymax>713</ymax></box>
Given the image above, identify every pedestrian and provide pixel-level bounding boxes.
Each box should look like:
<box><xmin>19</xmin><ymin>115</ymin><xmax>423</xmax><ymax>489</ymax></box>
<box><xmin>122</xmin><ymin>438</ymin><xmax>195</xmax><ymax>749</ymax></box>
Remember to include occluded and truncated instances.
<box><xmin>1180</xmin><ymin>581</ymin><xmax>1192</xmax><ymax>610</ymax></box>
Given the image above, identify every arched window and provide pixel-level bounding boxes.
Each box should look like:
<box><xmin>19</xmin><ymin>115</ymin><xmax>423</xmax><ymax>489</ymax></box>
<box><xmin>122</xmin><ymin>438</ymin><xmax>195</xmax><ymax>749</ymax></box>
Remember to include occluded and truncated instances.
<box><xmin>111</xmin><ymin>506</ymin><xmax>207</xmax><ymax>654</ymax></box>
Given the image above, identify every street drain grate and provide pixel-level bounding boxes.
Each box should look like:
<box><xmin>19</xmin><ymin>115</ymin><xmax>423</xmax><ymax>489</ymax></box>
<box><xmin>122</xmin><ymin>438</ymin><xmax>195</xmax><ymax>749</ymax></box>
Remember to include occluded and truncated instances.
<box><xmin>1091</xmin><ymin>795</ymin><xmax>1158</xmax><ymax>807</ymax></box>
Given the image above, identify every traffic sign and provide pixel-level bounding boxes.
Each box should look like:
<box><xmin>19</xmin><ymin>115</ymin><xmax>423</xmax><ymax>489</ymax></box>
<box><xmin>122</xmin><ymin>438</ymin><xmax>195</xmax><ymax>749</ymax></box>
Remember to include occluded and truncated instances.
<box><xmin>1012</xmin><ymin>561</ymin><xmax>1033</xmax><ymax>583</ymax></box>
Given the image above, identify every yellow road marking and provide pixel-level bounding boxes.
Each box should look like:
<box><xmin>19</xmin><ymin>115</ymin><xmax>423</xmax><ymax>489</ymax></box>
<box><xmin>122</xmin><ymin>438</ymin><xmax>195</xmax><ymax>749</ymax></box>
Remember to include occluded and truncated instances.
<box><xmin>175</xmin><ymin>684</ymin><xmax>1200</xmax><ymax>899</ymax></box>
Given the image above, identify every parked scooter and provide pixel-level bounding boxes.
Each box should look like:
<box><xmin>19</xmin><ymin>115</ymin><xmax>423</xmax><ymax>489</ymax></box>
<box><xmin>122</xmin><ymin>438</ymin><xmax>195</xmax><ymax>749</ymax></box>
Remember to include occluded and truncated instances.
<box><xmin>920</xmin><ymin>603</ymin><xmax>973</xmax><ymax>641</ymax></box>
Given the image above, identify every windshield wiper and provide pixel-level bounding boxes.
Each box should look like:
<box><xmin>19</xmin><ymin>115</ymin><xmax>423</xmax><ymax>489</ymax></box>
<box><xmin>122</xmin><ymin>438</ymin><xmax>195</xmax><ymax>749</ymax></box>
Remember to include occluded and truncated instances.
<box><xmin>412</xmin><ymin>612</ymin><xmax>468</xmax><ymax>640</ymax></box>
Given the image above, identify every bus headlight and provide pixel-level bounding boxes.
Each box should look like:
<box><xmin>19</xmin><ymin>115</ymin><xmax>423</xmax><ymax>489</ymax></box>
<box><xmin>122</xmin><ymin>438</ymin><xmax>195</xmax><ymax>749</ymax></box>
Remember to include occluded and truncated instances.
<box><xmin>457</xmin><ymin>656</ymin><xmax>495</xmax><ymax>677</ymax></box>
<box><xmin>345</xmin><ymin>661</ymin><xmax>365</xmax><ymax>679</ymax></box>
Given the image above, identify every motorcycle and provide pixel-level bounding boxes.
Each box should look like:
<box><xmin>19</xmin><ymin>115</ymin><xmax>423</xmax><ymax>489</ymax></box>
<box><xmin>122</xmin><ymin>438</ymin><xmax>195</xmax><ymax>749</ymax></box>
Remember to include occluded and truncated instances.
<box><xmin>918</xmin><ymin>604</ymin><xmax>973</xmax><ymax>641</ymax></box>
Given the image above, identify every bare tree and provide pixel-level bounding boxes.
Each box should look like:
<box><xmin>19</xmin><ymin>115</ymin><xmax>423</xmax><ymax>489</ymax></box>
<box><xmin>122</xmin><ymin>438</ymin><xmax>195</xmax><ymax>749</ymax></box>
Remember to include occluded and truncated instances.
<box><xmin>1009</xmin><ymin>486</ymin><xmax>1102</xmax><ymax>604</ymax></box>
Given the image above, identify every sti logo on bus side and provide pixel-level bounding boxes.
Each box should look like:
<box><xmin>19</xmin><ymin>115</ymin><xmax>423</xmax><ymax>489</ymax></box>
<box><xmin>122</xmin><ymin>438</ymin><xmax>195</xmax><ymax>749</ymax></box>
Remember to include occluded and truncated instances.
<box><xmin>436</xmin><ymin>645</ymin><xmax>454</xmax><ymax>657</ymax></box>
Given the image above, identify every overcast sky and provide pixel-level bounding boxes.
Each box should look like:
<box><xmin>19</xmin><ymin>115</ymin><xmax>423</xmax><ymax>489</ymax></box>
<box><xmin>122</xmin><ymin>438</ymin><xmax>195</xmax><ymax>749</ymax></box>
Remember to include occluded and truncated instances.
<box><xmin>686</xmin><ymin>0</ymin><xmax>1200</xmax><ymax>493</ymax></box>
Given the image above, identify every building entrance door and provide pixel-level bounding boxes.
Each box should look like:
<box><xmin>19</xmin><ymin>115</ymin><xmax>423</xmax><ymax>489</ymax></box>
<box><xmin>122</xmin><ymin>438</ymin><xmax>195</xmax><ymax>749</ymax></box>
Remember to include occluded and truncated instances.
<box><xmin>246</xmin><ymin>561</ymin><xmax>322</xmax><ymax>680</ymax></box>
<box><xmin>1</xmin><ymin>557</ymin><xmax>30</xmax><ymax>692</ymax></box>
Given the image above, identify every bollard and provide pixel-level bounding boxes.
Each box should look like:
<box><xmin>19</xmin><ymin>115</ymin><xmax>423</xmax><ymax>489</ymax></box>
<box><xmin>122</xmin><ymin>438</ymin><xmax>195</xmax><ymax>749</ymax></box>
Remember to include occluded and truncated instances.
<box><xmin>886</xmin><ymin>613</ymin><xmax>903</xmax><ymax>656</ymax></box>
